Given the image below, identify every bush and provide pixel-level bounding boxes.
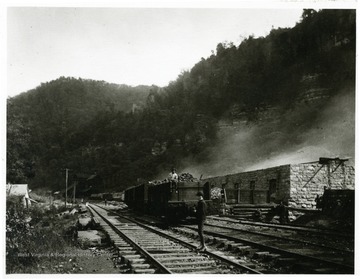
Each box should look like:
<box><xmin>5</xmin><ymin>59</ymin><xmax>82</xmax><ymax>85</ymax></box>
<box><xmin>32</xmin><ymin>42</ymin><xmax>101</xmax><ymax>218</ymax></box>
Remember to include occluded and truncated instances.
<box><xmin>6</xmin><ymin>197</ymin><xmax>77</xmax><ymax>273</ymax></box>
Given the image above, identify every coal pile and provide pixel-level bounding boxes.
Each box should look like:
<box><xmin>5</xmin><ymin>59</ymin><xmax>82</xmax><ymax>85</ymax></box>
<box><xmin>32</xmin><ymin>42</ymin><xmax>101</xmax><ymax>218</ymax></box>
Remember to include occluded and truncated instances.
<box><xmin>148</xmin><ymin>172</ymin><xmax>199</xmax><ymax>185</ymax></box>
<box><xmin>148</xmin><ymin>179</ymin><xmax>167</xmax><ymax>185</ymax></box>
<box><xmin>178</xmin><ymin>172</ymin><xmax>199</xmax><ymax>182</ymax></box>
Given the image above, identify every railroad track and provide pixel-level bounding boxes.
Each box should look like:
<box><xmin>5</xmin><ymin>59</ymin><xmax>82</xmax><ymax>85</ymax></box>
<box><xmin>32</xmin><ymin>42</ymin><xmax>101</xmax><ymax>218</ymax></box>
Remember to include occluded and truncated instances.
<box><xmin>206</xmin><ymin>216</ymin><xmax>354</xmax><ymax>252</ymax></box>
<box><xmin>174</xmin><ymin>221</ymin><xmax>354</xmax><ymax>274</ymax></box>
<box><xmin>87</xmin><ymin>204</ymin><xmax>262</xmax><ymax>274</ymax></box>
<box><xmin>210</xmin><ymin>215</ymin><xmax>353</xmax><ymax>238</ymax></box>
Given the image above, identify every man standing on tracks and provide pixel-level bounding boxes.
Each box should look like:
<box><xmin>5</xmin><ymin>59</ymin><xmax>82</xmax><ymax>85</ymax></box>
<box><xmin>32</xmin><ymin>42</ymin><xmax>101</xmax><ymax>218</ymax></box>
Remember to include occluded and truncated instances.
<box><xmin>196</xmin><ymin>191</ymin><xmax>207</xmax><ymax>251</ymax></box>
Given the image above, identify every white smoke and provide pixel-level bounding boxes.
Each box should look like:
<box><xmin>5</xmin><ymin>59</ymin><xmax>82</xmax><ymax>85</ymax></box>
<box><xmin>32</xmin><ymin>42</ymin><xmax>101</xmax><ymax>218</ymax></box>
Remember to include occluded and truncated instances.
<box><xmin>181</xmin><ymin>88</ymin><xmax>355</xmax><ymax>178</ymax></box>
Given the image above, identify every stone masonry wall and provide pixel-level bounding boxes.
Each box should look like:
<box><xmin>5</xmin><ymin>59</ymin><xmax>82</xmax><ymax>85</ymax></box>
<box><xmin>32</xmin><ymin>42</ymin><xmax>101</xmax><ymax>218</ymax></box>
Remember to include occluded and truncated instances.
<box><xmin>289</xmin><ymin>161</ymin><xmax>355</xmax><ymax>209</ymax></box>
<box><xmin>201</xmin><ymin>165</ymin><xmax>291</xmax><ymax>204</ymax></box>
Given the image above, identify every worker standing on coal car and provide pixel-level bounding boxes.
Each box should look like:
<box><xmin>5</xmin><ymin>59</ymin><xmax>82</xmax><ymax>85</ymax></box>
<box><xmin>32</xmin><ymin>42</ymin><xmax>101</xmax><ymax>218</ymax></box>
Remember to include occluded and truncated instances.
<box><xmin>168</xmin><ymin>168</ymin><xmax>179</xmax><ymax>192</ymax></box>
<box><xmin>195</xmin><ymin>191</ymin><xmax>207</xmax><ymax>251</ymax></box>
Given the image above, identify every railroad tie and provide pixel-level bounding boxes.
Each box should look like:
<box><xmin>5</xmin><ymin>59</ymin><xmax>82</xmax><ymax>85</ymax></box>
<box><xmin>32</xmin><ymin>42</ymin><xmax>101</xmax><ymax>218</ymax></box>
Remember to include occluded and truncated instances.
<box><xmin>168</xmin><ymin>266</ymin><xmax>218</xmax><ymax>273</ymax></box>
<box><xmin>144</xmin><ymin>247</ymin><xmax>189</xmax><ymax>252</ymax></box>
<box><xmin>253</xmin><ymin>251</ymin><xmax>270</xmax><ymax>259</ymax></box>
<box><xmin>223</xmin><ymin>241</ymin><xmax>237</xmax><ymax>250</ymax></box>
<box><xmin>264</xmin><ymin>253</ymin><xmax>281</xmax><ymax>261</ymax></box>
<box><xmin>119</xmin><ymin>250</ymin><xmax>138</xmax><ymax>256</ymax></box>
<box><xmin>313</xmin><ymin>267</ymin><xmax>338</xmax><ymax>274</ymax></box>
<box><xmin>162</xmin><ymin>260</ymin><xmax>216</xmax><ymax>267</ymax></box>
<box><xmin>152</xmin><ymin>256</ymin><xmax>206</xmax><ymax>262</ymax></box>
<box><xmin>213</xmin><ymin>237</ymin><xmax>229</xmax><ymax>247</ymax></box>
<box><xmin>127</xmin><ymin>258</ymin><xmax>147</xmax><ymax>265</ymax></box>
<box><xmin>151</xmin><ymin>252</ymin><xmax>194</xmax><ymax>258</ymax></box>
<box><xmin>117</xmin><ymin>246</ymin><xmax>135</xmax><ymax>251</ymax></box>
<box><xmin>133</xmin><ymin>268</ymin><xmax>156</xmax><ymax>274</ymax></box>
<box><xmin>232</xmin><ymin>245</ymin><xmax>252</xmax><ymax>252</ymax></box>
<box><xmin>274</xmin><ymin>257</ymin><xmax>297</xmax><ymax>267</ymax></box>
<box><xmin>122</xmin><ymin>254</ymin><xmax>142</xmax><ymax>260</ymax></box>
<box><xmin>131</xmin><ymin>263</ymin><xmax>151</xmax><ymax>269</ymax></box>
<box><xmin>113</xmin><ymin>240</ymin><xmax>130</xmax><ymax>246</ymax></box>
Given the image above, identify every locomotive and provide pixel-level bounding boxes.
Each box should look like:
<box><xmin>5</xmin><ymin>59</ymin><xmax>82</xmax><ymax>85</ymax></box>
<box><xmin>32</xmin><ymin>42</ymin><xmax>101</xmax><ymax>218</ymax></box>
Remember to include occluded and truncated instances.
<box><xmin>124</xmin><ymin>178</ymin><xmax>211</xmax><ymax>221</ymax></box>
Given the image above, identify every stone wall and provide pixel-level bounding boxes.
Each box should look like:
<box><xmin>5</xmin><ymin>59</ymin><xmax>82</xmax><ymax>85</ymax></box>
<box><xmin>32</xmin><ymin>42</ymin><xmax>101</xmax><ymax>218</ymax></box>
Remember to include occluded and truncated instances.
<box><xmin>201</xmin><ymin>165</ymin><xmax>291</xmax><ymax>204</ymax></box>
<box><xmin>201</xmin><ymin>160</ymin><xmax>354</xmax><ymax>213</ymax></box>
<box><xmin>288</xmin><ymin>161</ymin><xmax>355</xmax><ymax>209</ymax></box>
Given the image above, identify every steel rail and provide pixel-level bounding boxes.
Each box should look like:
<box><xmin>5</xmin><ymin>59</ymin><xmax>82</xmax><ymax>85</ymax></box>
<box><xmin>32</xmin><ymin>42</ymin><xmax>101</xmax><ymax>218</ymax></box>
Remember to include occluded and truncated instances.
<box><xmin>88</xmin><ymin>204</ymin><xmax>172</xmax><ymax>274</ymax></box>
<box><xmin>209</xmin><ymin>216</ymin><xmax>353</xmax><ymax>238</ymax></box>
<box><xmin>204</xmin><ymin>221</ymin><xmax>354</xmax><ymax>254</ymax></box>
<box><xmin>92</xmin><ymin>203</ymin><xmax>262</xmax><ymax>274</ymax></box>
<box><xmin>181</xmin><ymin>224</ymin><xmax>354</xmax><ymax>274</ymax></box>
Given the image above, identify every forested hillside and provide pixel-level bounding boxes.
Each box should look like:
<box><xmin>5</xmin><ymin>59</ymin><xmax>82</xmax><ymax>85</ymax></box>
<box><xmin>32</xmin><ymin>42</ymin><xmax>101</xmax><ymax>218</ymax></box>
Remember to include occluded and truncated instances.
<box><xmin>7</xmin><ymin>78</ymin><xmax>152</xmax><ymax>185</ymax></box>
<box><xmin>7</xmin><ymin>9</ymin><xmax>355</xmax><ymax>192</ymax></box>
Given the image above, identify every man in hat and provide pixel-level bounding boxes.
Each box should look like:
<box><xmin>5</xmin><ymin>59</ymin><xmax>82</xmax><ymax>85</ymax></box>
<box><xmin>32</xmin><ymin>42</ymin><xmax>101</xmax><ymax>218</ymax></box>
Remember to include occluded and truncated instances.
<box><xmin>195</xmin><ymin>191</ymin><xmax>207</xmax><ymax>251</ymax></box>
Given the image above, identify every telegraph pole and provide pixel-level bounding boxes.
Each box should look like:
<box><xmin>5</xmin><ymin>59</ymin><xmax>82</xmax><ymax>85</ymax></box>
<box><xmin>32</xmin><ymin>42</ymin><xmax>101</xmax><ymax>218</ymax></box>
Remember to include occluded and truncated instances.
<box><xmin>73</xmin><ymin>182</ymin><xmax>76</xmax><ymax>205</ymax></box>
<box><xmin>65</xmin><ymin>168</ymin><xmax>69</xmax><ymax>208</ymax></box>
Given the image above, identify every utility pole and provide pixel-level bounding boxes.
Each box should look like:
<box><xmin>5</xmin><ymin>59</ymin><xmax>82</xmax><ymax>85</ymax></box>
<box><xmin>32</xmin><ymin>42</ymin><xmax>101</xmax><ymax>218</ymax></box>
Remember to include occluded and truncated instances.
<box><xmin>65</xmin><ymin>168</ymin><xmax>69</xmax><ymax>208</ymax></box>
<box><xmin>73</xmin><ymin>182</ymin><xmax>76</xmax><ymax>205</ymax></box>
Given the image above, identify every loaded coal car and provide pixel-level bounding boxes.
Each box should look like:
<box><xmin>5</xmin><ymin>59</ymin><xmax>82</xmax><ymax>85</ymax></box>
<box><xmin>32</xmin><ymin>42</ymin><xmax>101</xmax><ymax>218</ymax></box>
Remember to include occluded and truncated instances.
<box><xmin>124</xmin><ymin>183</ymin><xmax>148</xmax><ymax>212</ymax></box>
<box><xmin>124</xmin><ymin>173</ymin><xmax>211</xmax><ymax>221</ymax></box>
<box><xmin>148</xmin><ymin>180</ymin><xmax>211</xmax><ymax>220</ymax></box>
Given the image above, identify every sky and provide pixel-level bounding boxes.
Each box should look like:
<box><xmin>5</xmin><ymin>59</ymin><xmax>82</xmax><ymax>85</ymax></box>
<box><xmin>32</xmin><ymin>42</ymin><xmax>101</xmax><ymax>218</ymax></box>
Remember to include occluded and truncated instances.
<box><xmin>6</xmin><ymin>1</ymin><xmax>359</xmax><ymax>98</ymax></box>
<box><xmin>6</xmin><ymin>6</ymin><xmax>306</xmax><ymax>97</ymax></box>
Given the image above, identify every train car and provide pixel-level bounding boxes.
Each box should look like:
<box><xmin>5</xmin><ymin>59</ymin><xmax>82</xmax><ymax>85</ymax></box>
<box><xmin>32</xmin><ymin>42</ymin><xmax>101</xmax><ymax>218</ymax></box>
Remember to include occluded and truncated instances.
<box><xmin>112</xmin><ymin>192</ymin><xmax>125</xmax><ymax>201</ymax></box>
<box><xmin>322</xmin><ymin>189</ymin><xmax>354</xmax><ymax>218</ymax></box>
<box><xmin>102</xmin><ymin>193</ymin><xmax>113</xmax><ymax>201</ymax></box>
<box><xmin>124</xmin><ymin>184</ymin><xmax>148</xmax><ymax>212</ymax></box>
<box><xmin>89</xmin><ymin>193</ymin><xmax>103</xmax><ymax>200</ymax></box>
<box><xmin>124</xmin><ymin>179</ymin><xmax>210</xmax><ymax>221</ymax></box>
<box><xmin>124</xmin><ymin>185</ymin><xmax>137</xmax><ymax>208</ymax></box>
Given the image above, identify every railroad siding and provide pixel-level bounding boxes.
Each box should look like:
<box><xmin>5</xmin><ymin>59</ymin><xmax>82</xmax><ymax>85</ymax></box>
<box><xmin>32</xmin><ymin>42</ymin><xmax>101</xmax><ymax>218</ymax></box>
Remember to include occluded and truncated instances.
<box><xmin>289</xmin><ymin>161</ymin><xmax>355</xmax><ymax>210</ymax></box>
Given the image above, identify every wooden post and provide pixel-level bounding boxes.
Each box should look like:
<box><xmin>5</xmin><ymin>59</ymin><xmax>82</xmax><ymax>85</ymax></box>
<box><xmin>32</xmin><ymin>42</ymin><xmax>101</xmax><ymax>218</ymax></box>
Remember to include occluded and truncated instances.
<box><xmin>65</xmin><ymin>168</ymin><xmax>68</xmax><ymax>208</ymax></box>
<box><xmin>73</xmin><ymin>182</ymin><xmax>76</xmax><ymax>205</ymax></box>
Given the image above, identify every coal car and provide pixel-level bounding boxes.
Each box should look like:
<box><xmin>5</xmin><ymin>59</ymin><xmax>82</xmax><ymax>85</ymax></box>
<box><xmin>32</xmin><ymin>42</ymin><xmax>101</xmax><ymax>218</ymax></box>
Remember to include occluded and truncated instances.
<box><xmin>124</xmin><ymin>178</ymin><xmax>211</xmax><ymax>221</ymax></box>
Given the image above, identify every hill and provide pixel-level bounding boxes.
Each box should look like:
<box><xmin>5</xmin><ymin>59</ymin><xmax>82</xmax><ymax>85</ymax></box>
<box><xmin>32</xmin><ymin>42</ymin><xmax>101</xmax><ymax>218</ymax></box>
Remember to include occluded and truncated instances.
<box><xmin>7</xmin><ymin>9</ymin><xmax>355</xmax><ymax>192</ymax></box>
<box><xmin>7</xmin><ymin>77</ymin><xmax>152</xmax><ymax>185</ymax></box>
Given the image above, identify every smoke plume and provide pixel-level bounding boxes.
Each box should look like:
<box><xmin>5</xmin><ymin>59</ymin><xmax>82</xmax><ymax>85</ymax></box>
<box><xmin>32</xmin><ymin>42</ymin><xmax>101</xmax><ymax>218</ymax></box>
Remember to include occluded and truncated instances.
<box><xmin>181</xmin><ymin>88</ymin><xmax>355</xmax><ymax>179</ymax></box>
